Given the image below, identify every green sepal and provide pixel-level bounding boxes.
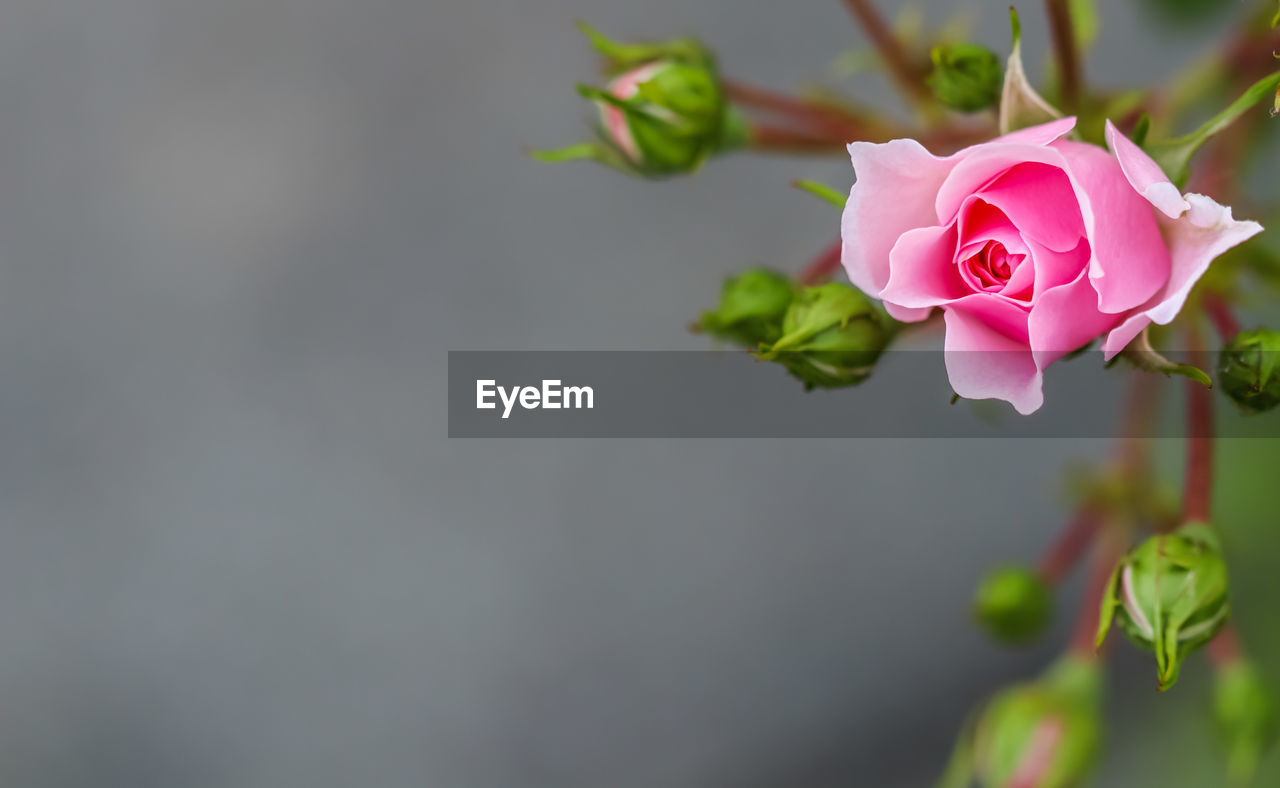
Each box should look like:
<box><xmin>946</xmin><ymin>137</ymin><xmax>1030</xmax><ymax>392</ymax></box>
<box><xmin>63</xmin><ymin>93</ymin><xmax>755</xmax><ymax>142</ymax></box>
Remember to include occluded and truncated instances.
<box><xmin>756</xmin><ymin>283</ymin><xmax>895</xmax><ymax>390</ymax></box>
<box><xmin>999</xmin><ymin>7</ymin><xmax>1064</xmax><ymax>134</ymax></box>
<box><xmin>1119</xmin><ymin>327</ymin><xmax>1213</xmax><ymax>387</ymax></box>
<box><xmin>693</xmin><ymin>268</ymin><xmax>797</xmax><ymax>348</ymax></box>
<box><xmin>1218</xmin><ymin>327</ymin><xmax>1280</xmax><ymax>414</ymax></box>
<box><xmin>1095</xmin><ymin>561</ymin><xmax>1122</xmax><ymax>651</ymax></box>
<box><xmin>1145</xmin><ymin>71</ymin><xmax>1280</xmax><ymax>189</ymax></box>
<box><xmin>575</xmin><ymin>21</ymin><xmax>708</xmax><ymax>72</ymax></box>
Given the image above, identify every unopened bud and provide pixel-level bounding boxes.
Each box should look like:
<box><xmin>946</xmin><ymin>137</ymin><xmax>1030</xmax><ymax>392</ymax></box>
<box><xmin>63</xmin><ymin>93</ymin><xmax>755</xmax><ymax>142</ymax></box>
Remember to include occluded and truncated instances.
<box><xmin>756</xmin><ymin>283</ymin><xmax>893</xmax><ymax>390</ymax></box>
<box><xmin>1218</xmin><ymin>328</ymin><xmax>1280</xmax><ymax>414</ymax></box>
<box><xmin>532</xmin><ymin>24</ymin><xmax>747</xmax><ymax>177</ymax></box>
<box><xmin>974</xmin><ymin>565</ymin><xmax>1052</xmax><ymax>645</ymax></box>
<box><xmin>927</xmin><ymin>43</ymin><xmax>1003</xmax><ymax>113</ymax></box>
<box><xmin>1214</xmin><ymin>660</ymin><xmax>1278</xmax><ymax>785</ymax></box>
<box><xmin>1096</xmin><ymin>523</ymin><xmax>1230</xmax><ymax>691</ymax></box>
<box><xmin>941</xmin><ymin>656</ymin><xmax>1103</xmax><ymax>788</ymax></box>
<box><xmin>694</xmin><ymin>268</ymin><xmax>795</xmax><ymax>348</ymax></box>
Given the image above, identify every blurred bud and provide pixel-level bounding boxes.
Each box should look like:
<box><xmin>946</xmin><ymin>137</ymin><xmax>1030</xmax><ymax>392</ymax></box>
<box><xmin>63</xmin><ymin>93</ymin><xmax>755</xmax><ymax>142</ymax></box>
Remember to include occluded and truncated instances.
<box><xmin>940</xmin><ymin>656</ymin><xmax>1103</xmax><ymax>788</ymax></box>
<box><xmin>1214</xmin><ymin>660</ymin><xmax>1278</xmax><ymax>785</ymax></box>
<box><xmin>927</xmin><ymin>43</ymin><xmax>1003</xmax><ymax>113</ymax></box>
<box><xmin>756</xmin><ymin>283</ymin><xmax>893</xmax><ymax>390</ymax></box>
<box><xmin>974</xmin><ymin>565</ymin><xmax>1052</xmax><ymax>645</ymax></box>
<box><xmin>1218</xmin><ymin>328</ymin><xmax>1280</xmax><ymax>414</ymax></box>
<box><xmin>1096</xmin><ymin>523</ymin><xmax>1230</xmax><ymax>691</ymax></box>
<box><xmin>531</xmin><ymin>23</ymin><xmax>747</xmax><ymax>177</ymax></box>
<box><xmin>693</xmin><ymin>268</ymin><xmax>795</xmax><ymax>348</ymax></box>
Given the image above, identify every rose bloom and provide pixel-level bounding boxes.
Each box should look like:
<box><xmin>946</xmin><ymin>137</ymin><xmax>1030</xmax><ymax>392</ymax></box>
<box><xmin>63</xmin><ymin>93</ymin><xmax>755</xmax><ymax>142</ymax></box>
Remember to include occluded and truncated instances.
<box><xmin>840</xmin><ymin>117</ymin><xmax>1262</xmax><ymax>414</ymax></box>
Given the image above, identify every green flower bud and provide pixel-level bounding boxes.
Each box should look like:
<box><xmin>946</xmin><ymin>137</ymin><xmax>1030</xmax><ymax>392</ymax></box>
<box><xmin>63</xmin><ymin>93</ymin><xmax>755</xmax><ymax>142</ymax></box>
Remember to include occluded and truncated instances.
<box><xmin>1218</xmin><ymin>328</ymin><xmax>1280</xmax><ymax>414</ymax></box>
<box><xmin>755</xmin><ymin>283</ymin><xmax>894</xmax><ymax>390</ymax></box>
<box><xmin>1214</xmin><ymin>660</ymin><xmax>1278</xmax><ymax>785</ymax></box>
<box><xmin>532</xmin><ymin>24</ymin><xmax>747</xmax><ymax>178</ymax></box>
<box><xmin>693</xmin><ymin>268</ymin><xmax>795</xmax><ymax>348</ymax></box>
<box><xmin>1096</xmin><ymin>523</ymin><xmax>1230</xmax><ymax>691</ymax></box>
<box><xmin>927</xmin><ymin>43</ymin><xmax>1003</xmax><ymax>113</ymax></box>
<box><xmin>940</xmin><ymin>656</ymin><xmax>1103</xmax><ymax>788</ymax></box>
<box><xmin>974</xmin><ymin>565</ymin><xmax>1052</xmax><ymax>645</ymax></box>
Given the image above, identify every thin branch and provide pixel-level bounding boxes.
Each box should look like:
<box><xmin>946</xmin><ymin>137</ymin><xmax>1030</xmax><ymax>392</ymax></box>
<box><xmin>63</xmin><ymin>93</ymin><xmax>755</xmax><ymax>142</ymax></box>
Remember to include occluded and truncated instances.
<box><xmin>1038</xmin><ymin>507</ymin><xmax>1101</xmax><ymax>586</ymax></box>
<box><xmin>1204</xmin><ymin>292</ymin><xmax>1241</xmax><ymax>341</ymax></box>
<box><xmin>747</xmin><ymin>124</ymin><xmax>847</xmax><ymax>154</ymax></box>
<box><xmin>1044</xmin><ymin>0</ymin><xmax>1083</xmax><ymax>112</ymax></box>
<box><xmin>840</xmin><ymin>0</ymin><xmax>930</xmax><ymax>104</ymax></box>
<box><xmin>1184</xmin><ymin>319</ymin><xmax>1214</xmax><ymax>524</ymax></box>
<box><xmin>798</xmin><ymin>240</ymin><xmax>844</xmax><ymax>286</ymax></box>
<box><xmin>1208</xmin><ymin>624</ymin><xmax>1245</xmax><ymax>667</ymax></box>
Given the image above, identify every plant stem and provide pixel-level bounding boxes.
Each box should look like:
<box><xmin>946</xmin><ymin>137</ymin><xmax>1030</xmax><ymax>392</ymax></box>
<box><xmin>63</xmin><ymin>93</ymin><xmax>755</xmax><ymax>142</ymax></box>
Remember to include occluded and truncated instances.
<box><xmin>1184</xmin><ymin>319</ymin><xmax>1214</xmax><ymax>524</ymax></box>
<box><xmin>840</xmin><ymin>0</ymin><xmax>930</xmax><ymax>104</ymax></box>
<box><xmin>798</xmin><ymin>240</ymin><xmax>844</xmax><ymax>285</ymax></box>
<box><xmin>1045</xmin><ymin>0</ymin><xmax>1083</xmax><ymax>113</ymax></box>
<box><xmin>1204</xmin><ymin>292</ymin><xmax>1241</xmax><ymax>341</ymax></box>
<box><xmin>1039</xmin><ymin>508</ymin><xmax>1101</xmax><ymax>586</ymax></box>
<box><xmin>724</xmin><ymin>80</ymin><xmax>885</xmax><ymax>138</ymax></box>
<box><xmin>1208</xmin><ymin>624</ymin><xmax>1244</xmax><ymax>667</ymax></box>
<box><xmin>747</xmin><ymin>123</ymin><xmax>847</xmax><ymax>153</ymax></box>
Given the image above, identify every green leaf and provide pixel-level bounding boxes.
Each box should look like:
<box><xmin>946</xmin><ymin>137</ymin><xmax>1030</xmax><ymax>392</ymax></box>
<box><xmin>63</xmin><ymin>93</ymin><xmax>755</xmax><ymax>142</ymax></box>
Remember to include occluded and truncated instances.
<box><xmin>791</xmin><ymin>180</ymin><xmax>848</xmax><ymax>210</ymax></box>
<box><xmin>1146</xmin><ymin>70</ymin><xmax>1280</xmax><ymax>189</ymax></box>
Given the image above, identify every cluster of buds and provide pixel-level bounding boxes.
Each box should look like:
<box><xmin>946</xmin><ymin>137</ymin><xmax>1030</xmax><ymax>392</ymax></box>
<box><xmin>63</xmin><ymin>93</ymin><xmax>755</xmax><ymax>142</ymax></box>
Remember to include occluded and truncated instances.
<box><xmin>695</xmin><ymin>271</ymin><xmax>897</xmax><ymax>390</ymax></box>
<box><xmin>533</xmin><ymin>24</ymin><xmax>747</xmax><ymax>178</ymax></box>
<box><xmin>1096</xmin><ymin>523</ymin><xmax>1230</xmax><ymax>691</ymax></box>
<box><xmin>941</xmin><ymin>656</ymin><xmax>1103</xmax><ymax>788</ymax></box>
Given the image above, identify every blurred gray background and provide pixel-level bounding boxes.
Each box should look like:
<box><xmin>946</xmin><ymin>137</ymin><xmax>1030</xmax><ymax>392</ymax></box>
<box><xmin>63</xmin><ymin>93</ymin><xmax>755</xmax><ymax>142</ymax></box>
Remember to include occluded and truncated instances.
<box><xmin>0</xmin><ymin>0</ymin><xmax>1256</xmax><ymax>785</ymax></box>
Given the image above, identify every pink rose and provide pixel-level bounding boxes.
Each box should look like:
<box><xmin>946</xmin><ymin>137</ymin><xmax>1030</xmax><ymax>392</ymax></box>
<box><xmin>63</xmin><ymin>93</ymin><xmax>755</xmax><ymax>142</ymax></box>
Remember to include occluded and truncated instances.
<box><xmin>840</xmin><ymin>117</ymin><xmax>1262</xmax><ymax>414</ymax></box>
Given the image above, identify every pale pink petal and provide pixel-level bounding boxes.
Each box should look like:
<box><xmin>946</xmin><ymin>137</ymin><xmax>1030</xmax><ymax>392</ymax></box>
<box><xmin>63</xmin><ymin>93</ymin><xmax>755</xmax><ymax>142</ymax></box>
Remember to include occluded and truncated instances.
<box><xmin>842</xmin><ymin>139</ymin><xmax>954</xmax><ymax>304</ymax></box>
<box><xmin>976</xmin><ymin>116</ymin><xmax>1077</xmax><ymax>149</ymax></box>
<box><xmin>1104</xmin><ymin>120</ymin><xmax>1189</xmax><ymax>219</ymax></box>
<box><xmin>956</xmin><ymin>198</ymin><xmax>1029</xmax><ymax>258</ymax></box>
<box><xmin>1054</xmin><ymin>140</ymin><xmax>1170</xmax><ymax>314</ymax></box>
<box><xmin>879</xmin><ymin>225</ymin><xmax>966</xmax><ymax>308</ymax></box>
<box><xmin>943</xmin><ymin>298</ymin><xmax>1043</xmax><ymax>415</ymax></box>
<box><xmin>1103</xmin><ymin>194</ymin><xmax>1263</xmax><ymax>356</ymax></box>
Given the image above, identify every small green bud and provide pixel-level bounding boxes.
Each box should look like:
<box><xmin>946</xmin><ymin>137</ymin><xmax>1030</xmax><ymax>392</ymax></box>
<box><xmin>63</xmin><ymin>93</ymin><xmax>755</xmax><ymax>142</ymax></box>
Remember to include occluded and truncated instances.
<box><xmin>1096</xmin><ymin>523</ymin><xmax>1230</xmax><ymax>691</ymax></box>
<box><xmin>694</xmin><ymin>268</ymin><xmax>795</xmax><ymax>348</ymax></box>
<box><xmin>531</xmin><ymin>24</ymin><xmax>747</xmax><ymax>178</ymax></box>
<box><xmin>974</xmin><ymin>565</ymin><xmax>1052</xmax><ymax>645</ymax></box>
<box><xmin>756</xmin><ymin>283</ymin><xmax>893</xmax><ymax>390</ymax></box>
<box><xmin>927</xmin><ymin>43</ymin><xmax>1003</xmax><ymax>113</ymax></box>
<box><xmin>1214</xmin><ymin>660</ymin><xmax>1278</xmax><ymax>785</ymax></box>
<box><xmin>941</xmin><ymin>656</ymin><xmax>1103</xmax><ymax>788</ymax></box>
<box><xmin>1218</xmin><ymin>328</ymin><xmax>1280</xmax><ymax>413</ymax></box>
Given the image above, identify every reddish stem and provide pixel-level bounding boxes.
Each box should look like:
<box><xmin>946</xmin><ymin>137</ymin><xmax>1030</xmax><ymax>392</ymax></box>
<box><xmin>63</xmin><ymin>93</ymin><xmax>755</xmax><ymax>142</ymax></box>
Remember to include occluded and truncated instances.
<box><xmin>1203</xmin><ymin>293</ymin><xmax>1241</xmax><ymax>341</ymax></box>
<box><xmin>1184</xmin><ymin>320</ymin><xmax>1214</xmax><ymax>524</ymax></box>
<box><xmin>1038</xmin><ymin>508</ymin><xmax>1101</xmax><ymax>586</ymax></box>
<box><xmin>1044</xmin><ymin>0</ymin><xmax>1083</xmax><ymax>112</ymax></box>
<box><xmin>747</xmin><ymin>124</ymin><xmax>847</xmax><ymax>153</ymax></box>
<box><xmin>798</xmin><ymin>240</ymin><xmax>844</xmax><ymax>286</ymax></box>
<box><xmin>840</xmin><ymin>0</ymin><xmax>930</xmax><ymax>104</ymax></box>
<box><xmin>1208</xmin><ymin>624</ymin><xmax>1244</xmax><ymax>668</ymax></box>
<box><xmin>724</xmin><ymin>80</ymin><xmax>881</xmax><ymax>139</ymax></box>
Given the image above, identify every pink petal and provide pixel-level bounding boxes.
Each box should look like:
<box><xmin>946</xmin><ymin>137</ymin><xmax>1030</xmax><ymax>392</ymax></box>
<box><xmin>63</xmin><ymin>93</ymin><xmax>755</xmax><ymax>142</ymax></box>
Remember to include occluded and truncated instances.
<box><xmin>1104</xmin><ymin>120</ymin><xmax>1189</xmax><ymax>219</ymax></box>
<box><xmin>974</xmin><ymin>162</ymin><xmax>1086</xmax><ymax>252</ymax></box>
<box><xmin>935</xmin><ymin>144</ymin><xmax>1077</xmax><ymax>226</ymax></box>
<box><xmin>1103</xmin><ymin>194</ymin><xmax>1263</xmax><ymax>356</ymax></box>
<box><xmin>1028</xmin><ymin>263</ymin><xmax>1118</xmax><ymax>369</ymax></box>
<box><xmin>943</xmin><ymin>298</ymin><xmax>1043</xmax><ymax>415</ymax></box>
<box><xmin>979</xmin><ymin>116</ymin><xmax>1078</xmax><ymax>148</ymax></box>
<box><xmin>1025</xmin><ymin>236</ymin><xmax>1090</xmax><ymax>300</ymax></box>
<box><xmin>1054</xmin><ymin>140</ymin><xmax>1170</xmax><ymax>314</ymax></box>
<box><xmin>842</xmin><ymin>138</ymin><xmax>954</xmax><ymax>308</ymax></box>
<box><xmin>880</xmin><ymin>225</ymin><xmax>966</xmax><ymax>308</ymax></box>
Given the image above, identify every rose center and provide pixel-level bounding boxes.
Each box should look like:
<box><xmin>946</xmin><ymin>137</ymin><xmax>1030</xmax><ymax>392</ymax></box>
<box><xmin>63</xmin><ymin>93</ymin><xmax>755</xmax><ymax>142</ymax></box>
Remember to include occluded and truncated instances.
<box><xmin>959</xmin><ymin>240</ymin><xmax>1024</xmax><ymax>294</ymax></box>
